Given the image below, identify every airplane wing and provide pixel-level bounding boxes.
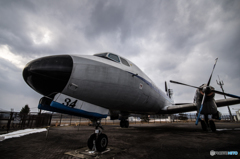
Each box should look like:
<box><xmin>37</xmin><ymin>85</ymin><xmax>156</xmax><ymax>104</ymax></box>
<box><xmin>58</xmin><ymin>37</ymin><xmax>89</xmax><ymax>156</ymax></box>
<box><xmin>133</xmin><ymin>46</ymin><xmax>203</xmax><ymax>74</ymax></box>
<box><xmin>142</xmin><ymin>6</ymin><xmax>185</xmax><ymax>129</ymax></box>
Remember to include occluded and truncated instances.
<box><xmin>215</xmin><ymin>98</ymin><xmax>240</xmax><ymax>107</ymax></box>
<box><xmin>163</xmin><ymin>103</ymin><xmax>197</xmax><ymax>114</ymax></box>
<box><xmin>163</xmin><ymin>98</ymin><xmax>240</xmax><ymax>114</ymax></box>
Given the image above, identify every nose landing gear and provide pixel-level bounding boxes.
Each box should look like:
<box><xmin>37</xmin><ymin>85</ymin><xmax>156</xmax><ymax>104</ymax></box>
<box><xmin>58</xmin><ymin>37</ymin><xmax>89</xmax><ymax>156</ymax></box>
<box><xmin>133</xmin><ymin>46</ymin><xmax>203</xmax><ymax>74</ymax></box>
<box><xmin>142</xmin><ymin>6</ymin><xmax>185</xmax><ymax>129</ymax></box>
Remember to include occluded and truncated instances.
<box><xmin>87</xmin><ymin>120</ymin><xmax>108</xmax><ymax>152</ymax></box>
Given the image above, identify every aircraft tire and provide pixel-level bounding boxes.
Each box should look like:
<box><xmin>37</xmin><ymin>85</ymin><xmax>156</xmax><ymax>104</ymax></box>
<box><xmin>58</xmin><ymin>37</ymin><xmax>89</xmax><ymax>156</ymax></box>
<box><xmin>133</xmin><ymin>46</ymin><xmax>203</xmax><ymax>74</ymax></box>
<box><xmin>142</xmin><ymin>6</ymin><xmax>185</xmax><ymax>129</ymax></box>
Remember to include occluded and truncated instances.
<box><xmin>209</xmin><ymin>120</ymin><xmax>216</xmax><ymax>132</ymax></box>
<box><xmin>125</xmin><ymin>121</ymin><xmax>129</xmax><ymax>128</ymax></box>
<box><xmin>96</xmin><ymin>133</ymin><xmax>108</xmax><ymax>152</ymax></box>
<box><xmin>87</xmin><ymin>133</ymin><xmax>96</xmax><ymax>150</ymax></box>
<box><xmin>120</xmin><ymin>120</ymin><xmax>124</xmax><ymax>128</ymax></box>
<box><xmin>200</xmin><ymin>120</ymin><xmax>207</xmax><ymax>131</ymax></box>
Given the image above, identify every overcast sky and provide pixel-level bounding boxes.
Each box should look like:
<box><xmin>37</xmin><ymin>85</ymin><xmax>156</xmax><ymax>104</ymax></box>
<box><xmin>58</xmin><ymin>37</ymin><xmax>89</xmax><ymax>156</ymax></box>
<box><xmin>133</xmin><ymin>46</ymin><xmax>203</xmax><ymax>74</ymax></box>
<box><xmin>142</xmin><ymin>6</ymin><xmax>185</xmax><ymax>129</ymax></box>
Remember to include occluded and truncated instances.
<box><xmin>0</xmin><ymin>0</ymin><xmax>239</xmax><ymax>115</ymax></box>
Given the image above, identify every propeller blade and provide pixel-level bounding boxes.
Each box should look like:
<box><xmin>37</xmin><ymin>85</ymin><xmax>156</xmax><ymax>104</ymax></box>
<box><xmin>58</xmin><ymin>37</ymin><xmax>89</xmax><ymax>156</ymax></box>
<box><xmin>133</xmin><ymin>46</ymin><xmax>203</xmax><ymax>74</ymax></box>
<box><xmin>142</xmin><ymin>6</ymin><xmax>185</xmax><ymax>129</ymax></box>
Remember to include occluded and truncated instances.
<box><xmin>213</xmin><ymin>90</ymin><xmax>240</xmax><ymax>99</ymax></box>
<box><xmin>170</xmin><ymin>80</ymin><xmax>201</xmax><ymax>89</ymax></box>
<box><xmin>195</xmin><ymin>93</ymin><xmax>206</xmax><ymax>125</ymax></box>
<box><xmin>207</xmin><ymin>58</ymin><xmax>218</xmax><ymax>86</ymax></box>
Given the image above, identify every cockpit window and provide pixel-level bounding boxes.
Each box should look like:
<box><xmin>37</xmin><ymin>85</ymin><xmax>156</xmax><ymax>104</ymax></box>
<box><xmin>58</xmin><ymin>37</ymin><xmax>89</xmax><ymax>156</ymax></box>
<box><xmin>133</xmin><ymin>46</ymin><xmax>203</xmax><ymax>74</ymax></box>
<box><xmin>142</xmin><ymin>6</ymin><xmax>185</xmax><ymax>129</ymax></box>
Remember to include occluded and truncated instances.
<box><xmin>108</xmin><ymin>53</ymin><xmax>120</xmax><ymax>62</ymax></box>
<box><xmin>120</xmin><ymin>57</ymin><xmax>130</xmax><ymax>67</ymax></box>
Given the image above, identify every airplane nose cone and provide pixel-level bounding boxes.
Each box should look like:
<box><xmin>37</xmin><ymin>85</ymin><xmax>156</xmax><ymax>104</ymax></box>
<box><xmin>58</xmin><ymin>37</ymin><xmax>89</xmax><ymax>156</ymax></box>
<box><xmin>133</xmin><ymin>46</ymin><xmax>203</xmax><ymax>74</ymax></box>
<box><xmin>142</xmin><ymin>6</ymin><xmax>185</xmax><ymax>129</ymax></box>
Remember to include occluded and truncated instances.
<box><xmin>23</xmin><ymin>55</ymin><xmax>73</xmax><ymax>97</ymax></box>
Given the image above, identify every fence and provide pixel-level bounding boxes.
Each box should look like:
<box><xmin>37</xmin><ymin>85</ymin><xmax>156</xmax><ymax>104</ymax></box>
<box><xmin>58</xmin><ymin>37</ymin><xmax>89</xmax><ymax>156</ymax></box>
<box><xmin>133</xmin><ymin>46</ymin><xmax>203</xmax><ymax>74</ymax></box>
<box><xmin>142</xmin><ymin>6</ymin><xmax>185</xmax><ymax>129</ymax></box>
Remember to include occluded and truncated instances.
<box><xmin>0</xmin><ymin>111</ymin><xmax>52</xmax><ymax>133</ymax></box>
<box><xmin>0</xmin><ymin>111</ymin><xmax>235</xmax><ymax>133</ymax></box>
<box><xmin>49</xmin><ymin>113</ymin><xmax>235</xmax><ymax>127</ymax></box>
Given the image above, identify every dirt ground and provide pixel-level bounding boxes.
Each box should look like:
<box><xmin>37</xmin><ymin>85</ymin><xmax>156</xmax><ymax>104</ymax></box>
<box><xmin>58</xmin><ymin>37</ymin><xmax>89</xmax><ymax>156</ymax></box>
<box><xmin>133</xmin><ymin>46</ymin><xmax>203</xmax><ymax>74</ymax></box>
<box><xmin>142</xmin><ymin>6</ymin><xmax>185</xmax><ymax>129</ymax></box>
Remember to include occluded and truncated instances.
<box><xmin>0</xmin><ymin>122</ymin><xmax>240</xmax><ymax>159</ymax></box>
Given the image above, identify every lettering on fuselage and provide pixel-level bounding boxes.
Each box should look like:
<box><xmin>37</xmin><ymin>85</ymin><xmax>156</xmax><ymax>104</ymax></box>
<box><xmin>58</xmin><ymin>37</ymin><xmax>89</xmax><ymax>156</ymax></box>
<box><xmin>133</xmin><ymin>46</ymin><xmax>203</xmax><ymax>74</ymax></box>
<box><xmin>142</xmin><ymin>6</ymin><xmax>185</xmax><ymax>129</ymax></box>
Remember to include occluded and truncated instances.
<box><xmin>62</xmin><ymin>98</ymin><xmax>78</xmax><ymax>108</ymax></box>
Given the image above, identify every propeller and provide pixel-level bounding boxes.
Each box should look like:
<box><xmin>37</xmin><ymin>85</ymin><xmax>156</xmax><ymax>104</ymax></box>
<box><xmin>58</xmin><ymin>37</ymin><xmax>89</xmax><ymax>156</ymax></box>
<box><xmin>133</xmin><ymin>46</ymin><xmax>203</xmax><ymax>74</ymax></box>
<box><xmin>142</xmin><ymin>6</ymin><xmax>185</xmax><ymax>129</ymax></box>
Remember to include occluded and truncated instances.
<box><xmin>170</xmin><ymin>58</ymin><xmax>240</xmax><ymax>125</ymax></box>
<box><xmin>170</xmin><ymin>80</ymin><xmax>240</xmax><ymax>99</ymax></box>
<box><xmin>212</xmin><ymin>90</ymin><xmax>240</xmax><ymax>99</ymax></box>
<box><xmin>169</xmin><ymin>80</ymin><xmax>201</xmax><ymax>89</ymax></box>
<box><xmin>207</xmin><ymin>58</ymin><xmax>218</xmax><ymax>86</ymax></box>
<box><xmin>195</xmin><ymin>93</ymin><xmax>206</xmax><ymax>125</ymax></box>
<box><xmin>194</xmin><ymin>58</ymin><xmax>218</xmax><ymax>125</ymax></box>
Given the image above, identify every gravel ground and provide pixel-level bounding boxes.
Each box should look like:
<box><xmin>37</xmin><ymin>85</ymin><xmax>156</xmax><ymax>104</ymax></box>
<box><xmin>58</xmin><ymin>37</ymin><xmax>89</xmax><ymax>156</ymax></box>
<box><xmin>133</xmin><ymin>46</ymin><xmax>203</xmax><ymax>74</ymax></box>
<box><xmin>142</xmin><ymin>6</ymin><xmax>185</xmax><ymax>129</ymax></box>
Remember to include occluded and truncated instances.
<box><xmin>0</xmin><ymin>122</ymin><xmax>240</xmax><ymax>159</ymax></box>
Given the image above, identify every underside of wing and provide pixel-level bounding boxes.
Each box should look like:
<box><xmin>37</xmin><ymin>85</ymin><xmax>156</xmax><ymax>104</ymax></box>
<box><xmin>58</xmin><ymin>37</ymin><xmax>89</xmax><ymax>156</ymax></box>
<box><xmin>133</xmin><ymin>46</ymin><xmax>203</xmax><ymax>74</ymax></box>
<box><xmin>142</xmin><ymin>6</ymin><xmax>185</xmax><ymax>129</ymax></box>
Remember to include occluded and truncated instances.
<box><xmin>215</xmin><ymin>98</ymin><xmax>240</xmax><ymax>107</ymax></box>
<box><xmin>160</xmin><ymin>103</ymin><xmax>197</xmax><ymax>114</ymax></box>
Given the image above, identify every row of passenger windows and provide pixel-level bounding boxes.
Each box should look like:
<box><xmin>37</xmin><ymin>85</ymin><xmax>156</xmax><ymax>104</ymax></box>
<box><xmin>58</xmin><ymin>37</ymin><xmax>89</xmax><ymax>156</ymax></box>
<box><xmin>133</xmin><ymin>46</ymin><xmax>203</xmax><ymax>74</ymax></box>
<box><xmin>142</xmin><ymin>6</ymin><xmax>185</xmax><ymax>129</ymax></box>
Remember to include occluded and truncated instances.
<box><xmin>94</xmin><ymin>53</ymin><xmax>130</xmax><ymax>67</ymax></box>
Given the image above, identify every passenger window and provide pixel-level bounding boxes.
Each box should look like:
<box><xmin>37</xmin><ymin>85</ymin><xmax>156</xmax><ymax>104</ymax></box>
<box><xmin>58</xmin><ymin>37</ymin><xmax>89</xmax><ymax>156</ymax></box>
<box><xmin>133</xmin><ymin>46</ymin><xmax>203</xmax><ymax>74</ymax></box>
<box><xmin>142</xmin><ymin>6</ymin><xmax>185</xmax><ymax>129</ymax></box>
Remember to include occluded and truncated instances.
<box><xmin>120</xmin><ymin>57</ymin><xmax>130</xmax><ymax>67</ymax></box>
<box><xmin>108</xmin><ymin>54</ymin><xmax>120</xmax><ymax>62</ymax></box>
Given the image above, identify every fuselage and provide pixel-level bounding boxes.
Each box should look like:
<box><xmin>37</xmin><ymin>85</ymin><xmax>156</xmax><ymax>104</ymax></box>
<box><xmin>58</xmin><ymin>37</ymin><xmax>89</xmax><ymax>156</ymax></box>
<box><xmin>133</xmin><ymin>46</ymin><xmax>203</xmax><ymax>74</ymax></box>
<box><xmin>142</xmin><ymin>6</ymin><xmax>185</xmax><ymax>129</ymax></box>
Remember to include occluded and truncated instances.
<box><xmin>23</xmin><ymin>52</ymin><xmax>174</xmax><ymax>117</ymax></box>
<box><xmin>65</xmin><ymin>54</ymin><xmax>173</xmax><ymax>114</ymax></box>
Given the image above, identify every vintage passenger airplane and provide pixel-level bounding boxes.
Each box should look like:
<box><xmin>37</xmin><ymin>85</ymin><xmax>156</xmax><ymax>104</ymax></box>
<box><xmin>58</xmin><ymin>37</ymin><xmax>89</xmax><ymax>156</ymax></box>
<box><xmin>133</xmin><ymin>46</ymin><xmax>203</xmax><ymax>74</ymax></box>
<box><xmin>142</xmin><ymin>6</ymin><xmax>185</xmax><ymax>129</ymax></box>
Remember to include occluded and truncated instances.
<box><xmin>23</xmin><ymin>52</ymin><xmax>240</xmax><ymax>152</ymax></box>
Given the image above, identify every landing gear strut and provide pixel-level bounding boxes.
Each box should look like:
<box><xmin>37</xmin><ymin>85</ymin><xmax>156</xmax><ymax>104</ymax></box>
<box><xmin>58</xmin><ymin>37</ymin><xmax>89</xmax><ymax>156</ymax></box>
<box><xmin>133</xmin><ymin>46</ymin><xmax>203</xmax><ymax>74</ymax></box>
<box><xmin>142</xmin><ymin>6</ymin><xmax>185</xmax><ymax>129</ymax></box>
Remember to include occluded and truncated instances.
<box><xmin>120</xmin><ymin>119</ymin><xmax>129</xmax><ymax>128</ymax></box>
<box><xmin>200</xmin><ymin>115</ymin><xmax>216</xmax><ymax>132</ymax></box>
<box><xmin>87</xmin><ymin>120</ymin><xmax>108</xmax><ymax>152</ymax></box>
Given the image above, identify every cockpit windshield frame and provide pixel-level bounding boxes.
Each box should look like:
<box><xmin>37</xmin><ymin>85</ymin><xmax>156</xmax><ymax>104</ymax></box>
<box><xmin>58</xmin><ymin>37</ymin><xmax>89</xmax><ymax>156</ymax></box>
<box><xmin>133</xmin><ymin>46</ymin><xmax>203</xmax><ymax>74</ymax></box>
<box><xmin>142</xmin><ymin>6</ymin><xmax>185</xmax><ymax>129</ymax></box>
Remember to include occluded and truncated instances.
<box><xmin>108</xmin><ymin>53</ymin><xmax>120</xmax><ymax>63</ymax></box>
<box><xmin>120</xmin><ymin>57</ymin><xmax>130</xmax><ymax>67</ymax></box>
<box><xmin>94</xmin><ymin>52</ymin><xmax>130</xmax><ymax>67</ymax></box>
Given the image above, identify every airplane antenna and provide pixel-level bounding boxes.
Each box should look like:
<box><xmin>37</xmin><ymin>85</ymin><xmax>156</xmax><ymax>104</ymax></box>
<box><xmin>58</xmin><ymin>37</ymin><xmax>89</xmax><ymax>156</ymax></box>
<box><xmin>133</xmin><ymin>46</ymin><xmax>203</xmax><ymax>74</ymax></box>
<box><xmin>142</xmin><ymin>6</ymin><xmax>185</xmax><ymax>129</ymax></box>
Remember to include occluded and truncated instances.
<box><xmin>216</xmin><ymin>75</ymin><xmax>233</xmax><ymax>121</ymax></box>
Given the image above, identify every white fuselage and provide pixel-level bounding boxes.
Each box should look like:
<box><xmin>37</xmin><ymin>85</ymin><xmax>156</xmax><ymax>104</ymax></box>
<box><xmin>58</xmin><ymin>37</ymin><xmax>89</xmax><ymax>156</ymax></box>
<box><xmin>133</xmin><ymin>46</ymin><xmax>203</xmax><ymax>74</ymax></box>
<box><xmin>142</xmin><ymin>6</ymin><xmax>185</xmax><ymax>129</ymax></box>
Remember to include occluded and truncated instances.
<box><xmin>61</xmin><ymin>54</ymin><xmax>174</xmax><ymax>114</ymax></box>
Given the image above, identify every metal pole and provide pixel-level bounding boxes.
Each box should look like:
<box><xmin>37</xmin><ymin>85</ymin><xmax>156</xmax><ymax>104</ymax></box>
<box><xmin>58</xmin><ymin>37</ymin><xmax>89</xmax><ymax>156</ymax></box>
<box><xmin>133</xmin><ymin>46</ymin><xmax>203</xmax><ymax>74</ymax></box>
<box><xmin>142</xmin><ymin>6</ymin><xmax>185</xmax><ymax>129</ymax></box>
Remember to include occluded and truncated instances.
<box><xmin>49</xmin><ymin>112</ymin><xmax>53</xmax><ymax>126</ymax></box>
<box><xmin>70</xmin><ymin>115</ymin><xmax>72</xmax><ymax>126</ymax></box>
<box><xmin>216</xmin><ymin>75</ymin><xmax>233</xmax><ymax>121</ymax></box>
<box><xmin>7</xmin><ymin>112</ymin><xmax>13</xmax><ymax>133</ymax></box>
<box><xmin>135</xmin><ymin>115</ymin><xmax>136</xmax><ymax>124</ymax></box>
<box><xmin>78</xmin><ymin>117</ymin><xmax>81</xmax><ymax>131</ymax></box>
<box><xmin>59</xmin><ymin>114</ymin><xmax>62</xmax><ymax>126</ymax></box>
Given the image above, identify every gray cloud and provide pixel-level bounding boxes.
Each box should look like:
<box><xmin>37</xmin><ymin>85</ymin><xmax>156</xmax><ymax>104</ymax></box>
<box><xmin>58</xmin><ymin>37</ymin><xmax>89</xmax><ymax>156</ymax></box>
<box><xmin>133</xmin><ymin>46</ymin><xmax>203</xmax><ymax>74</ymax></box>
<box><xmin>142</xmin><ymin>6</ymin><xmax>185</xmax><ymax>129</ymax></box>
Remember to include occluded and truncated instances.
<box><xmin>0</xmin><ymin>0</ymin><xmax>239</xmax><ymax>113</ymax></box>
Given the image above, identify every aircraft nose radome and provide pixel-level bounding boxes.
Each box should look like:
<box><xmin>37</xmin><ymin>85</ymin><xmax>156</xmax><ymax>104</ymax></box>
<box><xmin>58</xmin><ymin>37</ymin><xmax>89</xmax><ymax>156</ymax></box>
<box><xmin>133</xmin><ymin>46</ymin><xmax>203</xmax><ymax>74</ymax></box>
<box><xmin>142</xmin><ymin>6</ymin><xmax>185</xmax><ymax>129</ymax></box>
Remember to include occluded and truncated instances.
<box><xmin>22</xmin><ymin>55</ymin><xmax>73</xmax><ymax>97</ymax></box>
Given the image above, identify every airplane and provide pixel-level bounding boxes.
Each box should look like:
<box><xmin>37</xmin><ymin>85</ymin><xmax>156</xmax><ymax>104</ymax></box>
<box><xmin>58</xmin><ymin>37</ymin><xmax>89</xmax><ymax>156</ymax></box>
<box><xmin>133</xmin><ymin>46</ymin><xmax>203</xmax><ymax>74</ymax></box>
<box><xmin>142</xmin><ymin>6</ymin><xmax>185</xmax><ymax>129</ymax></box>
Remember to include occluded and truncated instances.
<box><xmin>22</xmin><ymin>52</ymin><xmax>240</xmax><ymax>152</ymax></box>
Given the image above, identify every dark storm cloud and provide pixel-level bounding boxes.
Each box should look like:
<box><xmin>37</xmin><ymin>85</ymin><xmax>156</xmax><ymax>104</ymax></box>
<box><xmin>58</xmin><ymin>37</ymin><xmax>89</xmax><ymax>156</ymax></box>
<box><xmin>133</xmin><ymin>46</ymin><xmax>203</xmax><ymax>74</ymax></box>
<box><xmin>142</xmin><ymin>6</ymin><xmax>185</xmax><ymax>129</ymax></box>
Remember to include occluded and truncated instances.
<box><xmin>0</xmin><ymin>0</ymin><xmax>92</xmax><ymax>57</ymax></box>
<box><xmin>0</xmin><ymin>1</ymin><xmax>37</xmax><ymax>55</ymax></box>
<box><xmin>0</xmin><ymin>0</ymin><xmax>239</xmax><ymax>113</ymax></box>
<box><xmin>86</xmin><ymin>1</ymin><xmax>125</xmax><ymax>38</ymax></box>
